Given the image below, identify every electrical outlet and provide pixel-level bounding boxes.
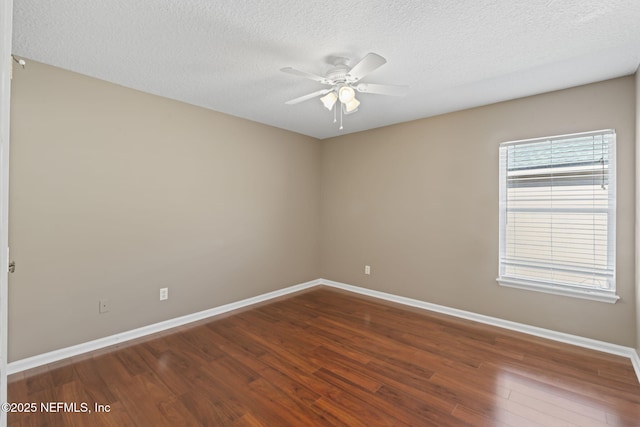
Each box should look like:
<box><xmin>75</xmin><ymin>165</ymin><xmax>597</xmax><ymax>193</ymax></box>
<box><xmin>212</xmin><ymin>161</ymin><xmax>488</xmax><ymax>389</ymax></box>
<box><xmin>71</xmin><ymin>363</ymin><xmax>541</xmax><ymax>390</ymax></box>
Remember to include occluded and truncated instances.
<box><xmin>365</xmin><ymin>265</ymin><xmax>371</xmax><ymax>275</ymax></box>
<box><xmin>160</xmin><ymin>287</ymin><xmax>168</xmax><ymax>301</ymax></box>
<box><xmin>99</xmin><ymin>299</ymin><xmax>110</xmax><ymax>314</ymax></box>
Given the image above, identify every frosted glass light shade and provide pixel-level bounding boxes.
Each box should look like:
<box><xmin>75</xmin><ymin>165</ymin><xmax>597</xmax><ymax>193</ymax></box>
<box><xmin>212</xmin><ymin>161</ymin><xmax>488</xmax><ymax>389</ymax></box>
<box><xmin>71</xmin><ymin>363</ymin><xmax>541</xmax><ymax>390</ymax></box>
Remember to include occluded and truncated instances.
<box><xmin>344</xmin><ymin>98</ymin><xmax>360</xmax><ymax>113</ymax></box>
<box><xmin>338</xmin><ymin>86</ymin><xmax>355</xmax><ymax>103</ymax></box>
<box><xmin>320</xmin><ymin>92</ymin><xmax>338</xmax><ymax>110</ymax></box>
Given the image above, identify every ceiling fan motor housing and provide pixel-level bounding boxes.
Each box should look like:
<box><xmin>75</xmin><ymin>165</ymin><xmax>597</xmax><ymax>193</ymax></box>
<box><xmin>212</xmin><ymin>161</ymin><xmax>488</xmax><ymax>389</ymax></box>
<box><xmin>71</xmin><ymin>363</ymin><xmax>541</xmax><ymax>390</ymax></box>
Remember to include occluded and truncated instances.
<box><xmin>326</xmin><ymin>67</ymin><xmax>349</xmax><ymax>85</ymax></box>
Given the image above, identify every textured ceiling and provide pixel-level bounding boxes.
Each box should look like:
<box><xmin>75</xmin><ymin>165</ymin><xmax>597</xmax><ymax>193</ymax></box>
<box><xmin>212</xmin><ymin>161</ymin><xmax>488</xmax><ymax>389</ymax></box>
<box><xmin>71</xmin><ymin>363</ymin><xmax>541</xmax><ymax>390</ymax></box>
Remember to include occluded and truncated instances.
<box><xmin>12</xmin><ymin>0</ymin><xmax>640</xmax><ymax>139</ymax></box>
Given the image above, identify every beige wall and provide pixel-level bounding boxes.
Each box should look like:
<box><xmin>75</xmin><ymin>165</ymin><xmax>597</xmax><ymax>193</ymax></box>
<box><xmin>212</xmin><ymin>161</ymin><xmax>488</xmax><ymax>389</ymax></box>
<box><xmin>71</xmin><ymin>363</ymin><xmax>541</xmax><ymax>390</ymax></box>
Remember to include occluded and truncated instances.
<box><xmin>9</xmin><ymin>61</ymin><xmax>320</xmax><ymax>361</ymax></box>
<box><xmin>320</xmin><ymin>76</ymin><xmax>636</xmax><ymax>346</ymax></box>
<box><xmin>9</xmin><ymin>61</ymin><xmax>638</xmax><ymax>362</ymax></box>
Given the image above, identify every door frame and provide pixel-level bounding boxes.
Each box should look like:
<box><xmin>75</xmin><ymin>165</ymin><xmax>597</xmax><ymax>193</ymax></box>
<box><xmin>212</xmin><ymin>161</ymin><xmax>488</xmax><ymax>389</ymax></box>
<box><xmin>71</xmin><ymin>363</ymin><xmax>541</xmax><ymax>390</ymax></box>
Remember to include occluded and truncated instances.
<box><xmin>0</xmin><ymin>1</ymin><xmax>13</xmax><ymax>425</ymax></box>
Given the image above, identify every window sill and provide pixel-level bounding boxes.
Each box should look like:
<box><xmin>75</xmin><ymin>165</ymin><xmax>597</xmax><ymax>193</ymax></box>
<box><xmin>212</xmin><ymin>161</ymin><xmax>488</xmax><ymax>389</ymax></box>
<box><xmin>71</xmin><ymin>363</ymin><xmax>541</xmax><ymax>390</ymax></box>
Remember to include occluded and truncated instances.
<box><xmin>496</xmin><ymin>277</ymin><xmax>619</xmax><ymax>304</ymax></box>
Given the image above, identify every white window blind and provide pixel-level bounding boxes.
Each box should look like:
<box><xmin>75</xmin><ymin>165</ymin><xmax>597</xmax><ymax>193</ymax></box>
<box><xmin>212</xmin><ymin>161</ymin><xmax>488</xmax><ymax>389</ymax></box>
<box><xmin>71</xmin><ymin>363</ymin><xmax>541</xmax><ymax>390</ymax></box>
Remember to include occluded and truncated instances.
<box><xmin>498</xmin><ymin>130</ymin><xmax>617</xmax><ymax>303</ymax></box>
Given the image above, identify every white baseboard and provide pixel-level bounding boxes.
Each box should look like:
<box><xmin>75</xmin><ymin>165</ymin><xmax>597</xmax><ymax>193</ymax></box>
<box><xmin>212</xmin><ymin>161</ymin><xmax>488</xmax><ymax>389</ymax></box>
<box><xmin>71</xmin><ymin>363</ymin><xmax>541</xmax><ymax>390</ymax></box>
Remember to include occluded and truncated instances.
<box><xmin>8</xmin><ymin>277</ymin><xmax>640</xmax><ymax>385</ymax></box>
<box><xmin>630</xmin><ymin>349</ymin><xmax>640</xmax><ymax>383</ymax></box>
<box><xmin>7</xmin><ymin>279</ymin><xmax>321</xmax><ymax>375</ymax></box>
<box><xmin>320</xmin><ymin>279</ymin><xmax>640</xmax><ymax>383</ymax></box>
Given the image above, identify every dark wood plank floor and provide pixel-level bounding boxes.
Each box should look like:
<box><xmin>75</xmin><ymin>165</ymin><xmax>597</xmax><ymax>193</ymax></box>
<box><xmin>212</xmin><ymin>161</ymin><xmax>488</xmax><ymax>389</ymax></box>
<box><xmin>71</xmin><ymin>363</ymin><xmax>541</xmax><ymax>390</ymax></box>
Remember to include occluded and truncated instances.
<box><xmin>7</xmin><ymin>286</ymin><xmax>640</xmax><ymax>426</ymax></box>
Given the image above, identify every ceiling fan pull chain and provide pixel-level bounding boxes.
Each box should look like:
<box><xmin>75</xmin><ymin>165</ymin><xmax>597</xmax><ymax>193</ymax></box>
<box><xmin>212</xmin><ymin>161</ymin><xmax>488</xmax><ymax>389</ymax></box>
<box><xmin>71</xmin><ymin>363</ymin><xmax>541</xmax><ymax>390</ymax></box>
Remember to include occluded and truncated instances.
<box><xmin>339</xmin><ymin>103</ymin><xmax>344</xmax><ymax>130</ymax></box>
<box><xmin>333</xmin><ymin>103</ymin><xmax>337</xmax><ymax>123</ymax></box>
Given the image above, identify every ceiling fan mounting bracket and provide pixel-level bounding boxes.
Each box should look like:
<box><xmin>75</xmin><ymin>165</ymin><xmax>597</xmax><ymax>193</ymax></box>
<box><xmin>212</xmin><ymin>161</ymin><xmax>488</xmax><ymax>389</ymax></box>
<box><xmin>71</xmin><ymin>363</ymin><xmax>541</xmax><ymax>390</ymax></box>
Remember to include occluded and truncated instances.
<box><xmin>330</xmin><ymin>56</ymin><xmax>350</xmax><ymax>67</ymax></box>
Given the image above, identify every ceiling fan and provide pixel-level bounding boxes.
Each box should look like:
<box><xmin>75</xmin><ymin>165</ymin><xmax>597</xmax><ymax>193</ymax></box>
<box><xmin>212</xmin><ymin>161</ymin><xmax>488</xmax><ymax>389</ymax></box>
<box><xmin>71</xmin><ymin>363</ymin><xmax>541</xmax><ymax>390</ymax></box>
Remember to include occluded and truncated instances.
<box><xmin>281</xmin><ymin>53</ymin><xmax>408</xmax><ymax>129</ymax></box>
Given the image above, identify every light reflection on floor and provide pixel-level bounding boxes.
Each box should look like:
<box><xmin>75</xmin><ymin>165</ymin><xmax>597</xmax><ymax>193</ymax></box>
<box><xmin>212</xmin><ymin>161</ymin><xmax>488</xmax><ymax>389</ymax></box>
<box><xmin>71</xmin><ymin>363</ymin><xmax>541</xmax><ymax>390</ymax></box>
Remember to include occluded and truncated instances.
<box><xmin>494</xmin><ymin>367</ymin><xmax>617</xmax><ymax>426</ymax></box>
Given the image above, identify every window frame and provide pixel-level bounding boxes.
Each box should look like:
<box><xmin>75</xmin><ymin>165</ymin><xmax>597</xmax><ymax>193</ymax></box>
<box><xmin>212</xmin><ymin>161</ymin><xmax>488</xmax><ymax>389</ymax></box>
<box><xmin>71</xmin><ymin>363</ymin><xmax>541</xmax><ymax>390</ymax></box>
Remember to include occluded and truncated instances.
<box><xmin>497</xmin><ymin>129</ymin><xmax>619</xmax><ymax>304</ymax></box>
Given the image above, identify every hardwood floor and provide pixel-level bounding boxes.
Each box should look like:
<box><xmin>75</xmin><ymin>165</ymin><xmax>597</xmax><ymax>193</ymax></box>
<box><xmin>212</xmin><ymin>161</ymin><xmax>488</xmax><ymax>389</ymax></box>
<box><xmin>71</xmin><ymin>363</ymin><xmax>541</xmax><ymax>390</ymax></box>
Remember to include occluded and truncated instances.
<box><xmin>7</xmin><ymin>286</ymin><xmax>640</xmax><ymax>426</ymax></box>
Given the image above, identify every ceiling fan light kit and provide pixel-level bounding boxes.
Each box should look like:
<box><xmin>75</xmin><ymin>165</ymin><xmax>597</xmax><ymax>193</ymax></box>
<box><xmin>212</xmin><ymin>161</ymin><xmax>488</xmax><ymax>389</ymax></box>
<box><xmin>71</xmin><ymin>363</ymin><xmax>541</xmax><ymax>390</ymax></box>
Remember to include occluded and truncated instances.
<box><xmin>281</xmin><ymin>52</ymin><xmax>408</xmax><ymax>130</ymax></box>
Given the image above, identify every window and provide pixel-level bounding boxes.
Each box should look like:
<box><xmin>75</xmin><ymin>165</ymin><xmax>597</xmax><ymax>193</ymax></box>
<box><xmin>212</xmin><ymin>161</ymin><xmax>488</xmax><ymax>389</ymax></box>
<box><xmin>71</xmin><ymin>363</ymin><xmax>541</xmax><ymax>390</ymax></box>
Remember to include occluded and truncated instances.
<box><xmin>498</xmin><ymin>130</ymin><xmax>618</xmax><ymax>303</ymax></box>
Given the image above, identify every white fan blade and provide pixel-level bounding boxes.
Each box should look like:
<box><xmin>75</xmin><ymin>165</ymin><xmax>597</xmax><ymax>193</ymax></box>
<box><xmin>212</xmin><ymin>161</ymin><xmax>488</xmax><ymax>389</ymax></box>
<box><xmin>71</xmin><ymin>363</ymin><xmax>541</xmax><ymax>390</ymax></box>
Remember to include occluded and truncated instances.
<box><xmin>347</xmin><ymin>53</ymin><xmax>387</xmax><ymax>82</ymax></box>
<box><xmin>285</xmin><ymin>89</ymin><xmax>331</xmax><ymax>105</ymax></box>
<box><xmin>355</xmin><ymin>83</ymin><xmax>408</xmax><ymax>96</ymax></box>
<box><xmin>280</xmin><ymin>67</ymin><xmax>329</xmax><ymax>84</ymax></box>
